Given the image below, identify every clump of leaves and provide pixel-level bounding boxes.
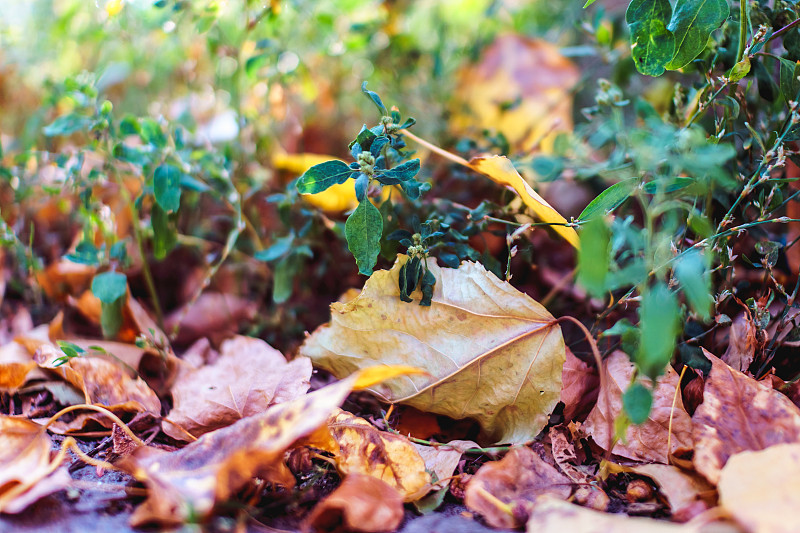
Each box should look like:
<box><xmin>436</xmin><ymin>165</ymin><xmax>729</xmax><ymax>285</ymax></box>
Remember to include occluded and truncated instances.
<box><xmin>296</xmin><ymin>82</ymin><xmax>437</xmax><ymax>300</ymax></box>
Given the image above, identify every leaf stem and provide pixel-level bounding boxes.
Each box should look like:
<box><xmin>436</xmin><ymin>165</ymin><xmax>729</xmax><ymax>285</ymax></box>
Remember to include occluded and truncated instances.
<box><xmin>736</xmin><ymin>0</ymin><xmax>748</xmax><ymax>63</ymax></box>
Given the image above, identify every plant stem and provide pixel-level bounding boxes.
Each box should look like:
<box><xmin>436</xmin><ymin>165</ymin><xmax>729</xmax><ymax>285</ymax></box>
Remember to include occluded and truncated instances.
<box><xmin>736</xmin><ymin>0</ymin><xmax>748</xmax><ymax>63</ymax></box>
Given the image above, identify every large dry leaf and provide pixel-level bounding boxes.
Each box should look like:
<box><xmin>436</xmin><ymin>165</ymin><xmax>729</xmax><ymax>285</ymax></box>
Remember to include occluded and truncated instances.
<box><xmin>118</xmin><ymin>368</ymin><xmax>411</xmax><ymax>526</ymax></box>
<box><xmin>468</xmin><ymin>156</ymin><xmax>580</xmax><ymax>248</ymax></box>
<box><xmin>163</xmin><ymin>336</ymin><xmax>311</xmax><ymax>440</ymax></box>
<box><xmin>718</xmin><ymin>443</ymin><xmax>800</xmax><ymax>533</ymax></box>
<box><xmin>327</xmin><ymin>409</ymin><xmax>430</xmax><ymax>501</ymax></box>
<box><xmin>300</xmin><ymin>257</ymin><xmax>565</xmax><ymax>445</ymax></box>
<box><xmin>303</xmin><ymin>474</ymin><xmax>403</xmax><ymax>533</ymax></box>
<box><xmin>526</xmin><ymin>497</ymin><xmax>695</xmax><ymax>533</ymax></box>
<box><xmin>464</xmin><ymin>446</ymin><xmax>572</xmax><ymax>529</ymax></box>
<box><xmin>583</xmin><ymin>351</ymin><xmax>692</xmax><ymax>463</ymax></box>
<box><xmin>0</xmin><ymin>416</ymin><xmax>70</xmax><ymax>513</ymax></box>
<box><xmin>692</xmin><ymin>350</ymin><xmax>800</xmax><ymax>485</ymax></box>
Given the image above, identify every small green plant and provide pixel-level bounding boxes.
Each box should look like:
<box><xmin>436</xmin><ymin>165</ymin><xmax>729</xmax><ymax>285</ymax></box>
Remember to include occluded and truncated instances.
<box><xmin>296</xmin><ymin>83</ymin><xmax>427</xmax><ymax>277</ymax></box>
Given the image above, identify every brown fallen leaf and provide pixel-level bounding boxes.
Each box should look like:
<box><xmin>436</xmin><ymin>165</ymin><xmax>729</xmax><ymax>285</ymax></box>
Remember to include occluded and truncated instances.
<box><xmin>526</xmin><ymin>496</ymin><xmax>699</xmax><ymax>532</ymax></box>
<box><xmin>0</xmin><ymin>340</ymin><xmax>37</xmax><ymax>392</ymax></box>
<box><xmin>302</xmin><ymin>474</ymin><xmax>404</xmax><ymax>533</ymax></box>
<box><xmin>583</xmin><ymin>351</ymin><xmax>692</xmax><ymax>463</ymax></box>
<box><xmin>164</xmin><ymin>292</ymin><xmax>257</xmax><ymax>346</ymax></box>
<box><xmin>628</xmin><ymin>464</ymin><xmax>713</xmax><ymax>521</ymax></box>
<box><xmin>118</xmin><ymin>368</ymin><xmax>414</xmax><ymax>526</ymax></box>
<box><xmin>36</xmin><ymin>345</ymin><xmax>161</xmax><ymax>432</ymax></box>
<box><xmin>718</xmin><ymin>443</ymin><xmax>800</xmax><ymax>533</ymax></box>
<box><xmin>327</xmin><ymin>409</ymin><xmax>431</xmax><ymax>501</ymax></box>
<box><xmin>560</xmin><ymin>347</ymin><xmax>599</xmax><ymax>422</ymax></box>
<box><xmin>34</xmin><ymin>260</ymin><xmax>95</xmax><ymax>302</ymax></box>
<box><xmin>0</xmin><ymin>416</ymin><xmax>70</xmax><ymax>513</ymax></box>
<box><xmin>464</xmin><ymin>446</ymin><xmax>572</xmax><ymax>529</ymax></box>
<box><xmin>692</xmin><ymin>349</ymin><xmax>800</xmax><ymax>485</ymax></box>
<box><xmin>549</xmin><ymin>426</ymin><xmax>593</xmax><ymax>484</ymax></box>
<box><xmin>163</xmin><ymin>335</ymin><xmax>312</xmax><ymax>440</ymax></box>
<box><xmin>722</xmin><ymin>312</ymin><xmax>760</xmax><ymax>374</ymax></box>
<box><xmin>301</xmin><ymin>256</ymin><xmax>565</xmax><ymax>445</ymax></box>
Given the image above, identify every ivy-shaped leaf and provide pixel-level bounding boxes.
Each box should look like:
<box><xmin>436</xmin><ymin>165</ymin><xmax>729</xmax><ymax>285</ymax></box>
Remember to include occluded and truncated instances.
<box><xmin>666</xmin><ymin>0</ymin><xmax>729</xmax><ymax>70</ymax></box>
<box><xmin>626</xmin><ymin>0</ymin><xmax>674</xmax><ymax>77</ymax></box>
<box><xmin>296</xmin><ymin>160</ymin><xmax>354</xmax><ymax>194</ymax></box>
<box><xmin>779</xmin><ymin>58</ymin><xmax>800</xmax><ymax>104</ymax></box>
<box><xmin>345</xmin><ymin>199</ymin><xmax>383</xmax><ymax>276</ymax></box>
<box><xmin>153</xmin><ymin>164</ymin><xmax>182</xmax><ymax>213</ymax></box>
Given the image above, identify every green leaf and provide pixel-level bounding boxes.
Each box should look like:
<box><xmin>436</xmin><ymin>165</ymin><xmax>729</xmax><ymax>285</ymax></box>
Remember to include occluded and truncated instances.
<box><xmin>637</xmin><ymin>283</ymin><xmax>681</xmax><ymax>379</ymax></box>
<box><xmin>779</xmin><ymin>58</ymin><xmax>800</xmax><ymax>104</ymax></box>
<box><xmin>352</xmin><ymin>125</ymin><xmax>377</xmax><ymax>152</ymax></box>
<box><xmin>296</xmin><ymin>160</ymin><xmax>354</xmax><ymax>194</ymax></box>
<box><xmin>254</xmin><ymin>235</ymin><xmax>294</xmax><ymax>262</ymax></box>
<box><xmin>91</xmin><ymin>271</ymin><xmax>127</xmax><ymax>304</ymax></box>
<box><xmin>674</xmin><ymin>249</ymin><xmax>712</xmax><ymax>320</ymax></box>
<box><xmin>729</xmin><ymin>56</ymin><xmax>751</xmax><ymax>83</ymax></box>
<box><xmin>361</xmin><ymin>81</ymin><xmax>387</xmax><ymax>115</ymax></box>
<box><xmin>375</xmin><ymin>159</ymin><xmax>421</xmax><ymax>185</ymax></box>
<box><xmin>273</xmin><ymin>255</ymin><xmax>298</xmax><ymax>303</ymax></box>
<box><xmin>399</xmin><ymin>256</ymin><xmax>422</xmax><ymax>302</ymax></box>
<box><xmin>665</xmin><ymin>0</ymin><xmax>729</xmax><ymax>70</ymax></box>
<box><xmin>152</xmin><ymin>203</ymin><xmax>178</xmax><ymax>260</ymax></box>
<box><xmin>43</xmin><ymin>113</ymin><xmax>90</xmax><ymax>137</ymax></box>
<box><xmin>140</xmin><ymin>118</ymin><xmax>167</xmax><ymax>148</ymax></box>
<box><xmin>100</xmin><ymin>298</ymin><xmax>125</xmax><ymax>339</ymax></box>
<box><xmin>153</xmin><ymin>164</ymin><xmax>182</xmax><ymax>213</ymax></box>
<box><xmin>626</xmin><ymin>0</ymin><xmax>675</xmax><ymax>76</ymax></box>
<box><xmin>578</xmin><ymin>178</ymin><xmax>639</xmax><ymax>221</ymax></box>
<box><xmin>642</xmin><ymin>176</ymin><xmax>695</xmax><ymax>194</ymax></box>
<box><xmin>577</xmin><ymin>217</ymin><xmax>610</xmax><ymax>298</ymax></box>
<box><xmin>345</xmin><ymin>199</ymin><xmax>383</xmax><ymax>276</ymax></box>
<box><xmin>245</xmin><ymin>53</ymin><xmax>269</xmax><ymax>77</ymax></box>
<box><xmin>583</xmin><ymin>0</ymin><xmax>597</xmax><ymax>6</ymax></box>
<box><xmin>623</xmin><ymin>382</ymin><xmax>653</xmax><ymax>425</ymax></box>
<box><xmin>419</xmin><ymin>268</ymin><xmax>436</xmax><ymax>307</ymax></box>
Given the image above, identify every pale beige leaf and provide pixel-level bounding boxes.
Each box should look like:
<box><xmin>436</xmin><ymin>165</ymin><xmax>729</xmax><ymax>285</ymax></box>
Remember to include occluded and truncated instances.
<box><xmin>413</xmin><ymin>439</ymin><xmax>478</xmax><ymax>485</ymax></box>
<box><xmin>718</xmin><ymin>444</ymin><xmax>800</xmax><ymax>533</ymax></box>
<box><xmin>327</xmin><ymin>409</ymin><xmax>431</xmax><ymax>501</ymax></box>
<box><xmin>526</xmin><ymin>497</ymin><xmax>698</xmax><ymax>533</ymax></box>
<box><xmin>164</xmin><ymin>335</ymin><xmax>312</xmax><ymax>440</ymax></box>
<box><xmin>692</xmin><ymin>350</ymin><xmax>800</xmax><ymax>485</ymax></box>
<box><xmin>300</xmin><ymin>256</ymin><xmax>565</xmax><ymax>444</ymax></box>
<box><xmin>583</xmin><ymin>351</ymin><xmax>692</xmax><ymax>463</ymax></box>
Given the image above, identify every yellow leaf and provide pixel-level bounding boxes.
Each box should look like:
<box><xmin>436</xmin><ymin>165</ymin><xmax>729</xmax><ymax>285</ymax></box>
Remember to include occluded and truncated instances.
<box><xmin>468</xmin><ymin>155</ymin><xmax>580</xmax><ymax>248</ymax></box>
<box><xmin>453</xmin><ymin>35</ymin><xmax>579</xmax><ymax>153</ymax></box>
<box><xmin>300</xmin><ymin>256</ymin><xmax>565</xmax><ymax>445</ymax></box>
<box><xmin>327</xmin><ymin>409</ymin><xmax>431</xmax><ymax>501</ymax></box>
<box><xmin>105</xmin><ymin>0</ymin><xmax>124</xmax><ymax>17</ymax></box>
<box><xmin>352</xmin><ymin>365</ymin><xmax>427</xmax><ymax>390</ymax></box>
<box><xmin>272</xmin><ymin>152</ymin><xmax>358</xmax><ymax>213</ymax></box>
<box><xmin>401</xmin><ymin>131</ymin><xmax>579</xmax><ymax>249</ymax></box>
